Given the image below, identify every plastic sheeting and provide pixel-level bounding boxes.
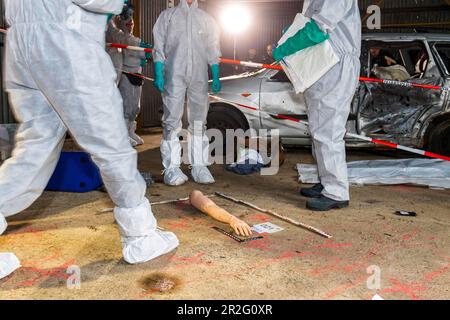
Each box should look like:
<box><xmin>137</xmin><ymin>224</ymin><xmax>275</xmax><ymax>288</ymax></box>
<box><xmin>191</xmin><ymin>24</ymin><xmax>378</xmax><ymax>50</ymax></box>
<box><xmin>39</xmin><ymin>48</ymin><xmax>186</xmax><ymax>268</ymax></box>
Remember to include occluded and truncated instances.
<box><xmin>297</xmin><ymin>158</ymin><xmax>450</xmax><ymax>189</ymax></box>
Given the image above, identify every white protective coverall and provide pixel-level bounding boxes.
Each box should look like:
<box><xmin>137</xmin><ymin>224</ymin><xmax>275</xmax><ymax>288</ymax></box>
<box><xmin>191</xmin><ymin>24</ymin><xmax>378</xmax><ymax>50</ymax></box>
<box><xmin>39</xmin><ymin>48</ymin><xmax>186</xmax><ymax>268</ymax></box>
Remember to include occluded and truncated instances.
<box><xmin>118</xmin><ymin>17</ymin><xmax>147</xmax><ymax>146</ymax></box>
<box><xmin>0</xmin><ymin>0</ymin><xmax>178</xmax><ymax>264</ymax></box>
<box><xmin>105</xmin><ymin>18</ymin><xmax>125</xmax><ymax>85</ymax></box>
<box><xmin>303</xmin><ymin>0</ymin><xmax>361</xmax><ymax>201</ymax></box>
<box><xmin>153</xmin><ymin>0</ymin><xmax>221</xmax><ymax>185</ymax></box>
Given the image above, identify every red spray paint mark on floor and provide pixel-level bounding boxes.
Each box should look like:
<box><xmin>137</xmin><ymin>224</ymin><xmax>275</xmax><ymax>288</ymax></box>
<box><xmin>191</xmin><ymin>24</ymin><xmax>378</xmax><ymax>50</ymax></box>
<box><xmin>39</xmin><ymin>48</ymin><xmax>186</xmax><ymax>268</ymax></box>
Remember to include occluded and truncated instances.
<box><xmin>379</xmin><ymin>278</ymin><xmax>427</xmax><ymax>300</ymax></box>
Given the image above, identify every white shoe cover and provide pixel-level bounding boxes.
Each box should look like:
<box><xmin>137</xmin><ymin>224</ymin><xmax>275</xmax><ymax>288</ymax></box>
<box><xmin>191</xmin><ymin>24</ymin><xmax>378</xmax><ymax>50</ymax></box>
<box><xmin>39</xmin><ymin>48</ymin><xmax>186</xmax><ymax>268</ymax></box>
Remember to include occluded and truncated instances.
<box><xmin>164</xmin><ymin>167</ymin><xmax>188</xmax><ymax>186</ymax></box>
<box><xmin>0</xmin><ymin>253</ymin><xmax>21</xmax><ymax>279</ymax></box>
<box><xmin>191</xmin><ymin>166</ymin><xmax>215</xmax><ymax>184</ymax></box>
<box><xmin>130</xmin><ymin>137</ymin><xmax>138</xmax><ymax>147</ymax></box>
<box><xmin>114</xmin><ymin>198</ymin><xmax>178</xmax><ymax>264</ymax></box>
<box><xmin>129</xmin><ymin>121</ymin><xmax>144</xmax><ymax>146</ymax></box>
<box><xmin>0</xmin><ymin>214</ymin><xmax>7</xmax><ymax>236</ymax></box>
<box><xmin>121</xmin><ymin>229</ymin><xmax>179</xmax><ymax>264</ymax></box>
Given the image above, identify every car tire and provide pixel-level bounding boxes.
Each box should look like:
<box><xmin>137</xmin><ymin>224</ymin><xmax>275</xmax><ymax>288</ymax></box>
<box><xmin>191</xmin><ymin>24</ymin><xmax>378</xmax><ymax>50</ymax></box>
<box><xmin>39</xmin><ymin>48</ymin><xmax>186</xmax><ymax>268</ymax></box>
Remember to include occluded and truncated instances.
<box><xmin>207</xmin><ymin>104</ymin><xmax>249</xmax><ymax>134</ymax></box>
<box><xmin>427</xmin><ymin>119</ymin><xmax>450</xmax><ymax>157</ymax></box>
<box><xmin>207</xmin><ymin>104</ymin><xmax>249</xmax><ymax>161</ymax></box>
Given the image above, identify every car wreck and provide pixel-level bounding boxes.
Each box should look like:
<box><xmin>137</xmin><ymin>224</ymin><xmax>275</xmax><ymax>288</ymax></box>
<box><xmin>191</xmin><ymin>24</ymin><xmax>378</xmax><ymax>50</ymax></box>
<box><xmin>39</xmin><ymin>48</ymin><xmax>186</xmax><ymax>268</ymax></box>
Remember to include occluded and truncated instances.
<box><xmin>208</xmin><ymin>33</ymin><xmax>450</xmax><ymax>156</ymax></box>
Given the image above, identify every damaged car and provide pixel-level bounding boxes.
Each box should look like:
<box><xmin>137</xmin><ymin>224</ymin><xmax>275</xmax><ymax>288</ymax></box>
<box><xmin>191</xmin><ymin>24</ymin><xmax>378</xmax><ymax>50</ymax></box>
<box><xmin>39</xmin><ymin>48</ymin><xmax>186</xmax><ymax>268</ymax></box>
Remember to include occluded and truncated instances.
<box><xmin>208</xmin><ymin>33</ymin><xmax>450</xmax><ymax>156</ymax></box>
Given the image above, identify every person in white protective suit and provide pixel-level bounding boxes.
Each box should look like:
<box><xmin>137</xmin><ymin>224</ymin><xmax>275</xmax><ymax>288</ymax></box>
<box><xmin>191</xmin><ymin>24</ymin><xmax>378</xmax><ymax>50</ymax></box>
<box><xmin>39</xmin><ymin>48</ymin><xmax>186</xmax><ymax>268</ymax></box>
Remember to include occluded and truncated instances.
<box><xmin>0</xmin><ymin>0</ymin><xmax>179</xmax><ymax>264</ymax></box>
<box><xmin>273</xmin><ymin>0</ymin><xmax>361</xmax><ymax>211</ymax></box>
<box><xmin>152</xmin><ymin>0</ymin><xmax>222</xmax><ymax>186</ymax></box>
<box><xmin>106</xmin><ymin>16</ymin><xmax>125</xmax><ymax>85</ymax></box>
<box><xmin>117</xmin><ymin>14</ymin><xmax>152</xmax><ymax>147</ymax></box>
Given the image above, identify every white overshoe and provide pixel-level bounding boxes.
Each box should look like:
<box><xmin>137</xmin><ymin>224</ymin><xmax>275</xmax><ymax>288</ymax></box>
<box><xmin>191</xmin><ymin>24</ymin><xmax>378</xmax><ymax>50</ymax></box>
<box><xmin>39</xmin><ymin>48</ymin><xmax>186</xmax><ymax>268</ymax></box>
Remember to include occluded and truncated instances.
<box><xmin>163</xmin><ymin>167</ymin><xmax>188</xmax><ymax>186</ymax></box>
<box><xmin>121</xmin><ymin>229</ymin><xmax>179</xmax><ymax>264</ymax></box>
<box><xmin>130</xmin><ymin>137</ymin><xmax>138</xmax><ymax>147</ymax></box>
<box><xmin>129</xmin><ymin>121</ymin><xmax>144</xmax><ymax>146</ymax></box>
<box><xmin>191</xmin><ymin>166</ymin><xmax>215</xmax><ymax>184</ymax></box>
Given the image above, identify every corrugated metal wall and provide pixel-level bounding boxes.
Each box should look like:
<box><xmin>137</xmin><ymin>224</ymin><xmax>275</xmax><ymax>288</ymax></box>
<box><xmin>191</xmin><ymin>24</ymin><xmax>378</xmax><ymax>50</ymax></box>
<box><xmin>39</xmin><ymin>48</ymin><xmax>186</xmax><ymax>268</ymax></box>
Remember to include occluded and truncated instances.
<box><xmin>0</xmin><ymin>1</ymin><xmax>449</xmax><ymax>126</ymax></box>
<box><xmin>0</xmin><ymin>0</ymin><xmax>13</xmax><ymax>124</ymax></box>
<box><xmin>360</xmin><ymin>0</ymin><xmax>450</xmax><ymax>32</ymax></box>
<box><xmin>206</xmin><ymin>1</ymin><xmax>304</xmax><ymax>76</ymax></box>
<box><xmin>139</xmin><ymin>0</ymin><xmax>169</xmax><ymax>127</ymax></box>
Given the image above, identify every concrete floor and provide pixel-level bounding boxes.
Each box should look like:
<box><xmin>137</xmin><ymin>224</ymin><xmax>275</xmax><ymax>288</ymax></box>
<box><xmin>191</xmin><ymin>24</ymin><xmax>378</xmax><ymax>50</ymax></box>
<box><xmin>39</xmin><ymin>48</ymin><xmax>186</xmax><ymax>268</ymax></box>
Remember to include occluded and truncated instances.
<box><xmin>0</xmin><ymin>131</ymin><xmax>449</xmax><ymax>300</ymax></box>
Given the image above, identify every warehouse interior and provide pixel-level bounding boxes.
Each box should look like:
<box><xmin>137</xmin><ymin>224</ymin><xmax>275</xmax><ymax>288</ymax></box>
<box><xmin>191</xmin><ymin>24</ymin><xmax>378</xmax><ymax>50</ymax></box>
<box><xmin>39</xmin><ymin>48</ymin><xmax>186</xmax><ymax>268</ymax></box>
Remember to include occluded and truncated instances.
<box><xmin>0</xmin><ymin>0</ymin><xmax>449</xmax><ymax>300</ymax></box>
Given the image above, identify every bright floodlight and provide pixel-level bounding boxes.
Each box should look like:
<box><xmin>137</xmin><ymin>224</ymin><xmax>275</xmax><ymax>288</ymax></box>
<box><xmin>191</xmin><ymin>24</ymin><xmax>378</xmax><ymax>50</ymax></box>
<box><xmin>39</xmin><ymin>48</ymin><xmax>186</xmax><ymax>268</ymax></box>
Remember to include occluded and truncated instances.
<box><xmin>220</xmin><ymin>6</ymin><xmax>252</xmax><ymax>34</ymax></box>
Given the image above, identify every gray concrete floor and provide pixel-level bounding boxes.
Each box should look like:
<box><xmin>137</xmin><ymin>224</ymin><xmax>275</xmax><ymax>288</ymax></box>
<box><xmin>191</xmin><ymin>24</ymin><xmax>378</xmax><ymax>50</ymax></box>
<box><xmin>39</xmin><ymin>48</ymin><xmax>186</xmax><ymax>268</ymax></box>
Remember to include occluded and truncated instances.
<box><xmin>0</xmin><ymin>131</ymin><xmax>449</xmax><ymax>300</ymax></box>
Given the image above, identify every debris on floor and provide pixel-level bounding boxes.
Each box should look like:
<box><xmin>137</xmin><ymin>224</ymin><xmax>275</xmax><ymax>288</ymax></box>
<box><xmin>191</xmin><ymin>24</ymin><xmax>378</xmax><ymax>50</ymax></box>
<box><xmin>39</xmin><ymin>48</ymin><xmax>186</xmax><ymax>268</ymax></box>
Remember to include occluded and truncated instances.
<box><xmin>395</xmin><ymin>210</ymin><xmax>417</xmax><ymax>217</ymax></box>
<box><xmin>0</xmin><ymin>253</ymin><xmax>21</xmax><ymax>280</ymax></box>
<box><xmin>212</xmin><ymin>226</ymin><xmax>264</xmax><ymax>243</ymax></box>
<box><xmin>140</xmin><ymin>171</ymin><xmax>155</xmax><ymax>187</ymax></box>
<box><xmin>216</xmin><ymin>192</ymin><xmax>332</xmax><ymax>238</ymax></box>
<box><xmin>297</xmin><ymin>158</ymin><xmax>450</xmax><ymax>189</ymax></box>
<box><xmin>252</xmin><ymin>222</ymin><xmax>284</xmax><ymax>234</ymax></box>
<box><xmin>226</xmin><ymin>148</ymin><xmax>265</xmax><ymax>175</ymax></box>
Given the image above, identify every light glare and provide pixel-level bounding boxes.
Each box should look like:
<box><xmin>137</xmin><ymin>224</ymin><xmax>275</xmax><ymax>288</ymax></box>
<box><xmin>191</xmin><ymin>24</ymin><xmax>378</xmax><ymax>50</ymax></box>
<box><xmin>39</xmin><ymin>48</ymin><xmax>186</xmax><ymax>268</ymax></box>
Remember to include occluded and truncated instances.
<box><xmin>220</xmin><ymin>6</ymin><xmax>252</xmax><ymax>34</ymax></box>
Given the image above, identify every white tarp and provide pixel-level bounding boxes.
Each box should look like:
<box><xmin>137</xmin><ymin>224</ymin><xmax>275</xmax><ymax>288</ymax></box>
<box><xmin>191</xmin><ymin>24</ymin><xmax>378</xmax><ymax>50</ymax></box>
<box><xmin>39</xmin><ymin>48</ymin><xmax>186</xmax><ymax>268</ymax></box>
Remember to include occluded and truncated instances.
<box><xmin>278</xmin><ymin>13</ymin><xmax>340</xmax><ymax>94</ymax></box>
<box><xmin>297</xmin><ymin>158</ymin><xmax>450</xmax><ymax>189</ymax></box>
<box><xmin>0</xmin><ymin>253</ymin><xmax>21</xmax><ymax>280</ymax></box>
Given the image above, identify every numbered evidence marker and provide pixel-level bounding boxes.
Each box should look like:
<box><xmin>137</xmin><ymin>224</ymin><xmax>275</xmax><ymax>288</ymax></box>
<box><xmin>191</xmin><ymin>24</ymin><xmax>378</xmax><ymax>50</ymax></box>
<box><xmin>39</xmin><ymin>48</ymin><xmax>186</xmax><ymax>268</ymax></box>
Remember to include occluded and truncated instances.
<box><xmin>251</xmin><ymin>222</ymin><xmax>284</xmax><ymax>234</ymax></box>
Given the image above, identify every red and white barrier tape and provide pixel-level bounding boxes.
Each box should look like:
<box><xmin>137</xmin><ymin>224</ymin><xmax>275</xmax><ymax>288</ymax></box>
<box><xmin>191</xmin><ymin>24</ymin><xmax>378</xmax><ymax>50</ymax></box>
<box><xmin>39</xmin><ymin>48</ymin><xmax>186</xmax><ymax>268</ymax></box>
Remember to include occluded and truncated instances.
<box><xmin>209</xmin><ymin>95</ymin><xmax>450</xmax><ymax>163</ymax></box>
<box><xmin>109</xmin><ymin>68</ymin><xmax>450</xmax><ymax>162</ymax></box>
<box><xmin>108</xmin><ymin>43</ymin><xmax>449</xmax><ymax>92</ymax></box>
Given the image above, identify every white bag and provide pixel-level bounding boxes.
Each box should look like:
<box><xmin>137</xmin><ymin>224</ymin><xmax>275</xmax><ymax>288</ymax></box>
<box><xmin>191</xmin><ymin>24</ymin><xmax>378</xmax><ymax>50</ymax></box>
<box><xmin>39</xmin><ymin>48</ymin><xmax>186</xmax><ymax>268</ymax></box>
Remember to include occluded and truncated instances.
<box><xmin>278</xmin><ymin>13</ymin><xmax>340</xmax><ymax>93</ymax></box>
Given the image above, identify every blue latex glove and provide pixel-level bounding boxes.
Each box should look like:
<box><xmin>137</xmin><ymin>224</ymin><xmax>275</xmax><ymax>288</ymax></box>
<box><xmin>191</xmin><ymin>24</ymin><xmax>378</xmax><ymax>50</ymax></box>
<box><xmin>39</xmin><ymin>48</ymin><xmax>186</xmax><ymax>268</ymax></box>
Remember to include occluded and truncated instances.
<box><xmin>153</xmin><ymin>62</ymin><xmax>165</xmax><ymax>93</ymax></box>
<box><xmin>140</xmin><ymin>42</ymin><xmax>153</xmax><ymax>66</ymax></box>
<box><xmin>211</xmin><ymin>64</ymin><xmax>221</xmax><ymax>94</ymax></box>
<box><xmin>140</xmin><ymin>41</ymin><xmax>153</xmax><ymax>59</ymax></box>
<box><xmin>273</xmin><ymin>20</ymin><xmax>329</xmax><ymax>62</ymax></box>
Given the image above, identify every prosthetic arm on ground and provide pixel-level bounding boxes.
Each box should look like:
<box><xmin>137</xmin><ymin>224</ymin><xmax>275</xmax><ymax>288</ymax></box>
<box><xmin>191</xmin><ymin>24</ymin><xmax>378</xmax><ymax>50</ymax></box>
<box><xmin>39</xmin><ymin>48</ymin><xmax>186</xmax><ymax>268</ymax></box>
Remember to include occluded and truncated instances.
<box><xmin>189</xmin><ymin>191</ymin><xmax>252</xmax><ymax>237</ymax></box>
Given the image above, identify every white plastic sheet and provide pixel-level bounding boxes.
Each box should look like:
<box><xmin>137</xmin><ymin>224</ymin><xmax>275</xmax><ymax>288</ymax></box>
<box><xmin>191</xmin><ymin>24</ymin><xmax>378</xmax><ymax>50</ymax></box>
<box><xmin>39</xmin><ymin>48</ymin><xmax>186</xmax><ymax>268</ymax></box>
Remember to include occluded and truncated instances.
<box><xmin>297</xmin><ymin>159</ymin><xmax>450</xmax><ymax>189</ymax></box>
<box><xmin>278</xmin><ymin>13</ymin><xmax>340</xmax><ymax>94</ymax></box>
<box><xmin>0</xmin><ymin>253</ymin><xmax>21</xmax><ymax>279</ymax></box>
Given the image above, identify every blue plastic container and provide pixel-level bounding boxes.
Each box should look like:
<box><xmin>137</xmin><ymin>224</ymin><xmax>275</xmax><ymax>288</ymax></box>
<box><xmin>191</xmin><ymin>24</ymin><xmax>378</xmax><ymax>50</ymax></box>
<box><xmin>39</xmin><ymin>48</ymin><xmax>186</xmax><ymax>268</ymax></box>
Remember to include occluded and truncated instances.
<box><xmin>46</xmin><ymin>152</ymin><xmax>103</xmax><ymax>193</ymax></box>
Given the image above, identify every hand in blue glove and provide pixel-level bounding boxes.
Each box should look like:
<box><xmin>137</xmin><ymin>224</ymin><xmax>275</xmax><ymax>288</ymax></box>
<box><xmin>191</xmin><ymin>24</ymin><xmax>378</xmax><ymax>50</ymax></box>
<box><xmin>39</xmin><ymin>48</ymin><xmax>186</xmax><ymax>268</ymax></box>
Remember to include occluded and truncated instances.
<box><xmin>273</xmin><ymin>20</ymin><xmax>329</xmax><ymax>62</ymax></box>
<box><xmin>140</xmin><ymin>41</ymin><xmax>153</xmax><ymax>66</ymax></box>
<box><xmin>107</xmin><ymin>13</ymin><xmax>115</xmax><ymax>23</ymax></box>
<box><xmin>140</xmin><ymin>41</ymin><xmax>153</xmax><ymax>60</ymax></box>
<box><xmin>211</xmin><ymin>64</ymin><xmax>221</xmax><ymax>94</ymax></box>
<box><xmin>154</xmin><ymin>62</ymin><xmax>165</xmax><ymax>93</ymax></box>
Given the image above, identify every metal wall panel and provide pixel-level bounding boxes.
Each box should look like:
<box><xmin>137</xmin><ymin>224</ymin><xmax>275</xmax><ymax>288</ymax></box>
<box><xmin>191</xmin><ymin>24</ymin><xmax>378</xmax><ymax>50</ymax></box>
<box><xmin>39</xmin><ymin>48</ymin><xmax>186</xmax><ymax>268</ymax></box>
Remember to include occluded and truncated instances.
<box><xmin>205</xmin><ymin>1</ymin><xmax>304</xmax><ymax>76</ymax></box>
<box><xmin>359</xmin><ymin>0</ymin><xmax>450</xmax><ymax>33</ymax></box>
<box><xmin>0</xmin><ymin>0</ymin><xmax>13</xmax><ymax>124</ymax></box>
<box><xmin>139</xmin><ymin>0</ymin><xmax>169</xmax><ymax>127</ymax></box>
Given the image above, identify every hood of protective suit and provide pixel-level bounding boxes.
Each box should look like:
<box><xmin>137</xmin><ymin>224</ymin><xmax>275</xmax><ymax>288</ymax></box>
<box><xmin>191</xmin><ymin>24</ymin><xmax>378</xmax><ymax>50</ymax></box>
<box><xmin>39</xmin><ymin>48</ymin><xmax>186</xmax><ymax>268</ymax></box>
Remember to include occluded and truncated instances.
<box><xmin>180</xmin><ymin>0</ymin><xmax>199</xmax><ymax>10</ymax></box>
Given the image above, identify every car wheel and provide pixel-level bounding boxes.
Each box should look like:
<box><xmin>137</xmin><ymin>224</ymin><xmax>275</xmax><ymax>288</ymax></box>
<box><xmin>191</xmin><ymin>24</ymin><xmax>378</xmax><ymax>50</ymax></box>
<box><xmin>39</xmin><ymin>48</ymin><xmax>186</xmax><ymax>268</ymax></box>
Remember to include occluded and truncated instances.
<box><xmin>207</xmin><ymin>104</ymin><xmax>249</xmax><ymax>134</ymax></box>
<box><xmin>207</xmin><ymin>104</ymin><xmax>249</xmax><ymax>161</ymax></box>
<box><xmin>427</xmin><ymin>119</ymin><xmax>450</xmax><ymax>157</ymax></box>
